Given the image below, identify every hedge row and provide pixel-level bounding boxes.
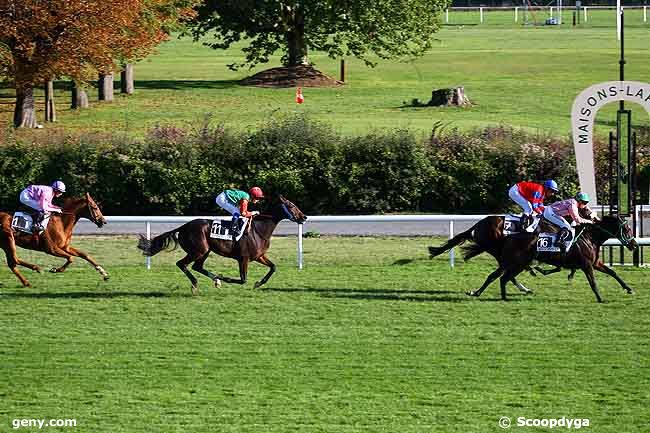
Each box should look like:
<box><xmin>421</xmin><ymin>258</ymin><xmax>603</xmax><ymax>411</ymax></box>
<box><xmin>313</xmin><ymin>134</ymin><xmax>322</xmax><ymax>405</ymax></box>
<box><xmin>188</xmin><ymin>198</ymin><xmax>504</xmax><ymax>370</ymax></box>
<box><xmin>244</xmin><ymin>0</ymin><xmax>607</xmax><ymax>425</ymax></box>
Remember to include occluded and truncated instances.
<box><xmin>0</xmin><ymin>116</ymin><xmax>647</xmax><ymax>215</ymax></box>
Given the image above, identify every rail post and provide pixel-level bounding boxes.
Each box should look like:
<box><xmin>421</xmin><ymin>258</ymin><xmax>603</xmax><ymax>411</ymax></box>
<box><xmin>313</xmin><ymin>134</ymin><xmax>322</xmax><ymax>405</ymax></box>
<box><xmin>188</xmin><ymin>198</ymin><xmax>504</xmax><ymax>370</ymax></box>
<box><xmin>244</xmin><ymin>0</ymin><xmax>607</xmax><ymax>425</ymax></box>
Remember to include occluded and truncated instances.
<box><xmin>449</xmin><ymin>220</ymin><xmax>455</xmax><ymax>268</ymax></box>
<box><xmin>146</xmin><ymin>221</ymin><xmax>151</xmax><ymax>270</ymax></box>
<box><xmin>298</xmin><ymin>223</ymin><xmax>304</xmax><ymax>270</ymax></box>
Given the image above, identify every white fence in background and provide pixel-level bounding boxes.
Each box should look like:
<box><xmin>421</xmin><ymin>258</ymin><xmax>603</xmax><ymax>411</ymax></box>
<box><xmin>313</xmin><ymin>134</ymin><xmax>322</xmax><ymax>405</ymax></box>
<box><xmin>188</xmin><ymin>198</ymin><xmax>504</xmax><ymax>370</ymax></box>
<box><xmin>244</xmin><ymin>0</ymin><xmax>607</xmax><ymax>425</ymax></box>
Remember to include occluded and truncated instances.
<box><xmin>444</xmin><ymin>5</ymin><xmax>648</xmax><ymax>24</ymax></box>
<box><xmin>103</xmin><ymin>207</ymin><xmax>649</xmax><ymax>269</ymax></box>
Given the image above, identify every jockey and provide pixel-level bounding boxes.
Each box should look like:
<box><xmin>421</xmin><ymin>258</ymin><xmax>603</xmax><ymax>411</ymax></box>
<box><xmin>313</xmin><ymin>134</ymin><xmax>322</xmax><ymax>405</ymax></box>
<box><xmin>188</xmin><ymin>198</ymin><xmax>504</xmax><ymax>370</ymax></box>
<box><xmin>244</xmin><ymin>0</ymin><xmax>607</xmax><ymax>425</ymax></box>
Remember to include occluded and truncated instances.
<box><xmin>508</xmin><ymin>179</ymin><xmax>558</xmax><ymax>228</ymax></box>
<box><xmin>19</xmin><ymin>180</ymin><xmax>66</xmax><ymax>232</ymax></box>
<box><xmin>215</xmin><ymin>187</ymin><xmax>264</xmax><ymax>238</ymax></box>
<box><xmin>543</xmin><ymin>192</ymin><xmax>595</xmax><ymax>253</ymax></box>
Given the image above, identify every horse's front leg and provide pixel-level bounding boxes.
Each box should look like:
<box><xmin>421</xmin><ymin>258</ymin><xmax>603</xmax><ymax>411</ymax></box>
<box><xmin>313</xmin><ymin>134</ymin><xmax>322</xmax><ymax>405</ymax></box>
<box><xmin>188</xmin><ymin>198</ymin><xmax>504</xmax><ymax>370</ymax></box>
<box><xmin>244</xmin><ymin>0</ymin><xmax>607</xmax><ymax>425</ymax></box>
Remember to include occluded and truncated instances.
<box><xmin>253</xmin><ymin>254</ymin><xmax>276</xmax><ymax>289</ymax></box>
<box><xmin>593</xmin><ymin>260</ymin><xmax>633</xmax><ymax>294</ymax></box>
<box><xmin>467</xmin><ymin>267</ymin><xmax>503</xmax><ymax>297</ymax></box>
<box><xmin>61</xmin><ymin>246</ymin><xmax>109</xmax><ymax>280</ymax></box>
<box><xmin>582</xmin><ymin>264</ymin><xmax>603</xmax><ymax>303</ymax></box>
<box><xmin>218</xmin><ymin>258</ymin><xmax>249</xmax><ymax>285</ymax></box>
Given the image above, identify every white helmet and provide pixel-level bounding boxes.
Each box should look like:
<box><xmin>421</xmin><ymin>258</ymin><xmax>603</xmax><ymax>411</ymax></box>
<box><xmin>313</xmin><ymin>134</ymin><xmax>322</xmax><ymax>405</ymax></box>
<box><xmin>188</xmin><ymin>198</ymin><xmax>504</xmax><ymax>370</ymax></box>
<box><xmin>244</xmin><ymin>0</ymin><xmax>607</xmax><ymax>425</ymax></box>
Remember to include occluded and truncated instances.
<box><xmin>51</xmin><ymin>180</ymin><xmax>66</xmax><ymax>193</ymax></box>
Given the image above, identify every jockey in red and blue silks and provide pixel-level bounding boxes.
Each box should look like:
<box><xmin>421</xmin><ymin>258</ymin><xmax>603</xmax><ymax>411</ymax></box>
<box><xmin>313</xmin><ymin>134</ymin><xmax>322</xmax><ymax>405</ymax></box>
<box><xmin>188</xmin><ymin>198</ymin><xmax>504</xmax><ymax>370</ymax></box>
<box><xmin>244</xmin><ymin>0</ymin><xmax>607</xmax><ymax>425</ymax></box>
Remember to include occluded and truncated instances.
<box><xmin>508</xmin><ymin>180</ymin><xmax>558</xmax><ymax>227</ymax></box>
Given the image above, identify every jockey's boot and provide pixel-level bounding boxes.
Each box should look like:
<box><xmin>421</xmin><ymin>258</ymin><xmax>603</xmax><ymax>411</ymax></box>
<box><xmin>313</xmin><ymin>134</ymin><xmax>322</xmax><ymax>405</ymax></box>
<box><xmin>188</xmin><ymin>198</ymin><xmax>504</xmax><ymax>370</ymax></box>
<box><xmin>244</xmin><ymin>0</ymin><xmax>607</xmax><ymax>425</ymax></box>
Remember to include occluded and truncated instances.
<box><xmin>556</xmin><ymin>228</ymin><xmax>571</xmax><ymax>254</ymax></box>
<box><xmin>32</xmin><ymin>212</ymin><xmax>45</xmax><ymax>233</ymax></box>
<box><xmin>520</xmin><ymin>214</ymin><xmax>533</xmax><ymax>231</ymax></box>
<box><xmin>230</xmin><ymin>216</ymin><xmax>241</xmax><ymax>240</ymax></box>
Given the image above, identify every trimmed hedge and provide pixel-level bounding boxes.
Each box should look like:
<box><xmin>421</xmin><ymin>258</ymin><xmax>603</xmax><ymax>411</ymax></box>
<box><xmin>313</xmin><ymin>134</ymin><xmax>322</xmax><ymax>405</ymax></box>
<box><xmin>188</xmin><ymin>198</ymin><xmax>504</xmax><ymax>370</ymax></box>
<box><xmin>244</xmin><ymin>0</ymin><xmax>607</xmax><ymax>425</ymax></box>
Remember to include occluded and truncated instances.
<box><xmin>0</xmin><ymin>116</ymin><xmax>647</xmax><ymax>215</ymax></box>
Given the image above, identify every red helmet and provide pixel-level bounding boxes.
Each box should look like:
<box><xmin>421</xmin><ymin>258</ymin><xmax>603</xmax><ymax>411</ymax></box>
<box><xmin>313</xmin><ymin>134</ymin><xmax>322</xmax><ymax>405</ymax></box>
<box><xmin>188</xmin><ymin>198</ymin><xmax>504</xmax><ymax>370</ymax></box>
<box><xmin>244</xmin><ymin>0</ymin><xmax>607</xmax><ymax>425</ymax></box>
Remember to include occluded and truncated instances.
<box><xmin>249</xmin><ymin>186</ymin><xmax>264</xmax><ymax>199</ymax></box>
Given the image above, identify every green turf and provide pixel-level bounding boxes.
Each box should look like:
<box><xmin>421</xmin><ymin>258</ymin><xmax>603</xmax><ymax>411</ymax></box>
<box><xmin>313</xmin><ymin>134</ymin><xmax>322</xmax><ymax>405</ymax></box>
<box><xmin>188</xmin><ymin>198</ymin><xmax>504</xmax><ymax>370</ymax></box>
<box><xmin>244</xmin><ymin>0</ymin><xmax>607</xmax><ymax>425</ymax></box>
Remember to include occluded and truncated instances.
<box><xmin>1</xmin><ymin>18</ymin><xmax>649</xmax><ymax>138</ymax></box>
<box><xmin>1</xmin><ymin>236</ymin><xmax>648</xmax><ymax>432</ymax></box>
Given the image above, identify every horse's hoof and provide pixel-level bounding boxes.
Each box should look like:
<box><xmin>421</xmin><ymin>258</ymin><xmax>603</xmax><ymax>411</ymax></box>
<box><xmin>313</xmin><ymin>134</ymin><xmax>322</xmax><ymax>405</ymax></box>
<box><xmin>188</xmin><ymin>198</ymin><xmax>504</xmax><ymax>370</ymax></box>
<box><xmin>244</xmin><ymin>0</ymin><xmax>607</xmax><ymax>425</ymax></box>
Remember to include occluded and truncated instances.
<box><xmin>191</xmin><ymin>285</ymin><xmax>199</xmax><ymax>296</ymax></box>
<box><xmin>103</xmin><ymin>275</ymin><xmax>110</xmax><ymax>281</ymax></box>
<box><xmin>49</xmin><ymin>267</ymin><xmax>59</xmax><ymax>273</ymax></box>
<box><xmin>254</xmin><ymin>281</ymin><xmax>263</xmax><ymax>289</ymax></box>
<box><xmin>214</xmin><ymin>279</ymin><xmax>222</xmax><ymax>288</ymax></box>
<box><xmin>33</xmin><ymin>267</ymin><xmax>42</xmax><ymax>273</ymax></box>
<box><xmin>466</xmin><ymin>290</ymin><xmax>477</xmax><ymax>297</ymax></box>
<box><xmin>626</xmin><ymin>289</ymin><xmax>634</xmax><ymax>295</ymax></box>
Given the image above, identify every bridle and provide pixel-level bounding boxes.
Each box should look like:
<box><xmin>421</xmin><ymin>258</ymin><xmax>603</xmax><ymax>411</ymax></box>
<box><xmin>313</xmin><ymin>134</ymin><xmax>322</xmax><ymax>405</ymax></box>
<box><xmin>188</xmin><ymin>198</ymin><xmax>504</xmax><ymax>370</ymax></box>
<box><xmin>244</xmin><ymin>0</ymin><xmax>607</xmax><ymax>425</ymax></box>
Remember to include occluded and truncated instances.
<box><xmin>592</xmin><ymin>218</ymin><xmax>635</xmax><ymax>247</ymax></box>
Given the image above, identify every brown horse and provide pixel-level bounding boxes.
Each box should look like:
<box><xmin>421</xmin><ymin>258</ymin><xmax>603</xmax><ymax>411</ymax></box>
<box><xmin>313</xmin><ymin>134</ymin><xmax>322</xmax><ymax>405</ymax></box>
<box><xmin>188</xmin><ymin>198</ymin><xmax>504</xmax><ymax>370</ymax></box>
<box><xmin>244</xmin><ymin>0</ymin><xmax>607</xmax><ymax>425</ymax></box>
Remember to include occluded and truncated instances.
<box><xmin>0</xmin><ymin>193</ymin><xmax>109</xmax><ymax>287</ymax></box>
<box><xmin>137</xmin><ymin>195</ymin><xmax>307</xmax><ymax>295</ymax></box>
<box><xmin>436</xmin><ymin>215</ymin><xmax>636</xmax><ymax>302</ymax></box>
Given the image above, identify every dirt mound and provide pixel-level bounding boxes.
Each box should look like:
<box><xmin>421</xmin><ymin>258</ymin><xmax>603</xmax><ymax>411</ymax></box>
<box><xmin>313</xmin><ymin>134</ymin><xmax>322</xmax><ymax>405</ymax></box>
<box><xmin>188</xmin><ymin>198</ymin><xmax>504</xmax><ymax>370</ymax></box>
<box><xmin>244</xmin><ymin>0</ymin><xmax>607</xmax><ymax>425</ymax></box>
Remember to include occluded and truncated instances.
<box><xmin>240</xmin><ymin>65</ymin><xmax>343</xmax><ymax>88</ymax></box>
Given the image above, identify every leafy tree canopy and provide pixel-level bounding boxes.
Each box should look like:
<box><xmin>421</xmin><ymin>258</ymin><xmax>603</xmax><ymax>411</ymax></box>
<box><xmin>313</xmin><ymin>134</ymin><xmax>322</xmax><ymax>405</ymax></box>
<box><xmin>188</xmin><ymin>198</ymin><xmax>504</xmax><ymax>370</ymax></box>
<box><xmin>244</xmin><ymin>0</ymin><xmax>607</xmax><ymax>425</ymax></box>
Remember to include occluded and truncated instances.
<box><xmin>190</xmin><ymin>0</ymin><xmax>451</xmax><ymax>70</ymax></box>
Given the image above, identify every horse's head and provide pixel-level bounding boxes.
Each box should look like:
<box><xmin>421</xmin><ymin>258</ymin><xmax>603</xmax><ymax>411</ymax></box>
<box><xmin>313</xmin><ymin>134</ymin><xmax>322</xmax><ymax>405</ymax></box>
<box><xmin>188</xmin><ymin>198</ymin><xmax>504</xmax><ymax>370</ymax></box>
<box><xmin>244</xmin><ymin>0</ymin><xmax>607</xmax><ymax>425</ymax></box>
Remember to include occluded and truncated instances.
<box><xmin>266</xmin><ymin>195</ymin><xmax>307</xmax><ymax>224</ymax></box>
<box><xmin>81</xmin><ymin>192</ymin><xmax>107</xmax><ymax>228</ymax></box>
<box><xmin>598</xmin><ymin>215</ymin><xmax>637</xmax><ymax>251</ymax></box>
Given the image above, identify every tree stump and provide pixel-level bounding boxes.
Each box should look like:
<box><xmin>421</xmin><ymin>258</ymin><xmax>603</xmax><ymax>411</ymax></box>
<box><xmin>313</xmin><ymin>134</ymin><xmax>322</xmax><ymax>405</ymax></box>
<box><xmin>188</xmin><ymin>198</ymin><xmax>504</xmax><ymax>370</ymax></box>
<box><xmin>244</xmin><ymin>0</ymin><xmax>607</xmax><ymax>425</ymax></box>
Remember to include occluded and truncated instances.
<box><xmin>71</xmin><ymin>82</ymin><xmax>89</xmax><ymax>109</ymax></box>
<box><xmin>428</xmin><ymin>87</ymin><xmax>471</xmax><ymax>107</ymax></box>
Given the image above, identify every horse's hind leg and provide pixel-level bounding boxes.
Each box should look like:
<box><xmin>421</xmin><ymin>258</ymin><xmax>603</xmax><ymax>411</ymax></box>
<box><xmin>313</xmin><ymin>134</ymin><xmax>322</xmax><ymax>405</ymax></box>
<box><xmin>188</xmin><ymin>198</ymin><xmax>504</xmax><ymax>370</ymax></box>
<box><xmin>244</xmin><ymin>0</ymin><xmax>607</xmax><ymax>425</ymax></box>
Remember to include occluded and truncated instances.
<box><xmin>217</xmin><ymin>258</ymin><xmax>250</xmax><ymax>285</ymax></box>
<box><xmin>512</xmin><ymin>276</ymin><xmax>533</xmax><ymax>294</ymax></box>
<box><xmin>253</xmin><ymin>254</ymin><xmax>276</xmax><ymax>289</ymax></box>
<box><xmin>191</xmin><ymin>251</ymin><xmax>222</xmax><ymax>288</ymax></box>
<box><xmin>177</xmin><ymin>254</ymin><xmax>200</xmax><ymax>295</ymax></box>
<box><xmin>500</xmin><ymin>267</ymin><xmax>526</xmax><ymax>301</ymax></box>
<box><xmin>1</xmin><ymin>243</ymin><xmax>34</xmax><ymax>287</ymax></box>
<box><xmin>467</xmin><ymin>267</ymin><xmax>503</xmax><ymax>298</ymax></box>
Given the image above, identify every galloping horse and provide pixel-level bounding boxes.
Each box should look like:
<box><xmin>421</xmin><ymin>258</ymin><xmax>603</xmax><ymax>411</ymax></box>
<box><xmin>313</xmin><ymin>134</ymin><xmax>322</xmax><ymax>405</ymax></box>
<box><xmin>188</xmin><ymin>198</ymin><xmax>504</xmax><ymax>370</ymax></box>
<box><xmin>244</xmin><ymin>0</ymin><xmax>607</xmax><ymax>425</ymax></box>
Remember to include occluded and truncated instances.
<box><xmin>0</xmin><ymin>193</ymin><xmax>109</xmax><ymax>287</ymax></box>
<box><xmin>438</xmin><ymin>215</ymin><xmax>636</xmax><ymax>302</ymax></box>
<box><xmin>137</xmin><ymin>195</ymin><xmax>307</xmax><ymax>295</ymax></box>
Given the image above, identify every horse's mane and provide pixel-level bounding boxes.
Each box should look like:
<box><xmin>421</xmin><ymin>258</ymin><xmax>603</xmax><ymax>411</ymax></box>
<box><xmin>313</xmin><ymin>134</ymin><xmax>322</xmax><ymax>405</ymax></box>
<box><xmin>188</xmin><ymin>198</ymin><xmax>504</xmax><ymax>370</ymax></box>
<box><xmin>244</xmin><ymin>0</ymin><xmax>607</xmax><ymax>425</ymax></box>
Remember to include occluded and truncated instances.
<box><xmin>61</xmin><ymin>196</ymin><xmax>87</xmax><ymax>210</ymax></box>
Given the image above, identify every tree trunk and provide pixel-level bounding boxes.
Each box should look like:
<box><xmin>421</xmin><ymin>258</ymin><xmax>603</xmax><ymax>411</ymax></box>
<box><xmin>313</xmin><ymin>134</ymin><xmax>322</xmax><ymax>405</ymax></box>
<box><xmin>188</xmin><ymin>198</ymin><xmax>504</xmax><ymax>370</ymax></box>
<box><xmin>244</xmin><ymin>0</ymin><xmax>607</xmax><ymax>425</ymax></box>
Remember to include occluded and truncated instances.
<box><xmin>120</xmin><ymin>64</ymin><xmax>134</xmax><ymax>94</ymax></box>
<box><xmin>44</xmin><ymin>80</ymin><xmax>56</xmax><ymax>122</ymax></box>
<box><xmin>98</xmin><ymin>73</ymin><xmax>114</xmax><ymax>101</ymax></box>
<box><xmin>14</xmin><ymin>85</ymin><xmax>38</xmax><ymax>128</ymax></box>
<box><xmin>71</xmin><ymin>81</ymin><xmax>89</xmax><ymax>109</ymax></box>
<box><xmin>285</xmin><ymin>7</ymin><xmax>309</xmax><ymax>66</ymax></box>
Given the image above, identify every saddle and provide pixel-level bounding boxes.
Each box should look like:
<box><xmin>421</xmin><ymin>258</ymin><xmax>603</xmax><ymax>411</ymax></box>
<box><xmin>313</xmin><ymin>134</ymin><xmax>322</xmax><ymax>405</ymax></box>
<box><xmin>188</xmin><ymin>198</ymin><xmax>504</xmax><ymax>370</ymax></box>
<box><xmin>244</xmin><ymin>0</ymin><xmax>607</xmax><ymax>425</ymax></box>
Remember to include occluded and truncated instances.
<box><xmin>503</xmin><ymin>214</ymin><xmax>540</xmax><ymax>236</ymax></box>
<box><xmin>11</xmin><ymin>208</ymin><xmax>51</xmax><ymax>235</ymax></box>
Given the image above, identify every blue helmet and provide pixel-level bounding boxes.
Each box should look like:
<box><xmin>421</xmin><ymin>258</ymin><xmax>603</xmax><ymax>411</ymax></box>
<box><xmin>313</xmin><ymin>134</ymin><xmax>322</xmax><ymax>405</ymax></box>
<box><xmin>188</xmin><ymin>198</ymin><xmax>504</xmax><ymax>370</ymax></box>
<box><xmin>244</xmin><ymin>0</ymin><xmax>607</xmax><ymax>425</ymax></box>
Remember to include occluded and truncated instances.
<box><xmin>543</xmin><ymin>179</ymin><xmax>559</xmax><ymax>192</ymax></box>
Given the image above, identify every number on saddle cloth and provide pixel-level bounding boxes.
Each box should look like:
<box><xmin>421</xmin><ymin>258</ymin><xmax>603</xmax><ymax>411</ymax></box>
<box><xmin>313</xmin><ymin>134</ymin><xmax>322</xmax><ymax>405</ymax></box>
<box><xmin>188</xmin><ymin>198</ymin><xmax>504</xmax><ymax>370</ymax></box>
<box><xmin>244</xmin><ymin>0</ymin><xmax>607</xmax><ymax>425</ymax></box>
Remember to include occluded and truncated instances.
<box><xmin>504</xmin><ymin>214</ymin><xmax>539</xmax><ymax>235</ymax></box>
<box><xmin>11</xmin><ymin>210</ymin><xmax>50</xmax><ymax>234</ymax></box>
<box><xmin>210</xmin><ymin>217</ymin><xmax>249</xmax><ymax>241</ymax></box>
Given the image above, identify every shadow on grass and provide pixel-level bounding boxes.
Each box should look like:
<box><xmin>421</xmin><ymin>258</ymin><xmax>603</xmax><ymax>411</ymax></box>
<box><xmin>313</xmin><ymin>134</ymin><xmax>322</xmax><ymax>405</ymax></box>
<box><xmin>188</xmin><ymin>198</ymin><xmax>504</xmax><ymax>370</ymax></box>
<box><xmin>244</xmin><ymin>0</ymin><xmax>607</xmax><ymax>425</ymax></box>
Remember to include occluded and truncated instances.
<box><xmin>131</xmin><ymin>80</ymin><xmax>242</xmax><ymax>91</ymax></box>
<box><xmin>0</xmin><ymin>291</ymin><xmax>169</xmax><ymax>299</ymax></box>
<box><xmin>262</xmin><ymin>286</ymin><xmax>523</xmax><ymax>302</ymax></box>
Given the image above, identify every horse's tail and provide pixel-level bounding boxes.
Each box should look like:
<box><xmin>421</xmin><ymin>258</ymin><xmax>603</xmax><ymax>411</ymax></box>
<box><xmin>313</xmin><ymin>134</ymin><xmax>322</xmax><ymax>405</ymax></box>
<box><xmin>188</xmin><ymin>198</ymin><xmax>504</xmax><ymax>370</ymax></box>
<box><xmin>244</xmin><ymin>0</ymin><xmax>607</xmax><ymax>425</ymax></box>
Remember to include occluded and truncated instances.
<box><xmin>428</xmin><ymin>226</ymin><xmax>475</xmax><ymax>258</ymax></box>
<box><xmin>461</xmin><ymin>243</ymin><xmax>485</xmax><ymax>262</ymax></box>
<box><xmin>137</xmin><ymin>229</ymin><xmax>180</xmax><ymax>257</ymax></box>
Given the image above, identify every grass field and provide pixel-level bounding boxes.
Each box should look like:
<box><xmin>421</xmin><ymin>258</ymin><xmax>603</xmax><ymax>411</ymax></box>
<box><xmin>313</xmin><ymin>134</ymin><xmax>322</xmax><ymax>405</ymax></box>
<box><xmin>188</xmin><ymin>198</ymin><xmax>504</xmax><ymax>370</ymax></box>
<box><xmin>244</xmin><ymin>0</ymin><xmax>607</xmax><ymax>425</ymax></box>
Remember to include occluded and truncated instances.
<box><xmin>1</xmin><ymin>15</ymin><xmax>649</xmax><ymax>138</ymax></box>
<box><xmin>1</xmin><ymin>236</ymin><xmax>648</xmax><ymax>432</ymax></box>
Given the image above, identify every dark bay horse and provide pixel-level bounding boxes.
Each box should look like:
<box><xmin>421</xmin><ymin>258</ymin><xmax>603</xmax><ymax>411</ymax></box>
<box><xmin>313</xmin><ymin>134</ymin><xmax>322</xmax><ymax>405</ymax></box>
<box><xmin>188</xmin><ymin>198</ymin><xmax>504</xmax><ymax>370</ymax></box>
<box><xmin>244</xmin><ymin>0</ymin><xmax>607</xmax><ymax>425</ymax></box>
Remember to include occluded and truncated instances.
<box><xmin>429</xmin><ymin>215</ymin><xmax>538</xmax><ymax>294</ymax></box>
<box><xmin>454</xmin><ymin>215</ymin><xmax>636</xmax><ymax>302</ymax></box>
<box><xmin>0</xmin><ymin>193</ymin><xmax>109</xmax><ymax>287</ymax></box>
<box><xmin>137</xmin><ymin>195</ymin><xmax>307</xmax><ymax>295</ymax></box>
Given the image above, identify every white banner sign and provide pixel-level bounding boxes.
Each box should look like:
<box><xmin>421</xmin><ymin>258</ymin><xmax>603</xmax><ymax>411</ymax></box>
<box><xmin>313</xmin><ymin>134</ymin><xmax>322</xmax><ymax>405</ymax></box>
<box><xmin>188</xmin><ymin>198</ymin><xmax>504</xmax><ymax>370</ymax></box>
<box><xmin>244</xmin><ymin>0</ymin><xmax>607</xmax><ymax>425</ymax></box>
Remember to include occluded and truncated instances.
<box><xmin>571</xmin><ymin>81</ymin><xmax>650</xmax><ymax>205</ymax></box>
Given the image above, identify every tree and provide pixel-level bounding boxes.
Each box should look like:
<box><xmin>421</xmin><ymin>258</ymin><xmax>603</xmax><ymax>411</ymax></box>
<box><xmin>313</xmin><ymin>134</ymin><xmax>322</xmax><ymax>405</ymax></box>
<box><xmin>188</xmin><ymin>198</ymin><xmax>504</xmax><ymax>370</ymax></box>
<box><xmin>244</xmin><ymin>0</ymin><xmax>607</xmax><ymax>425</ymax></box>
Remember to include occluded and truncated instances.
<box><xmin>0</xmin><ymin>0</ymin><xmax>195</xmax><ymax>127</ymax></box>
<box><xmin>190</xmin><ymin>0</ymin><xmax>451</xmax><ymax>71</ymax></box>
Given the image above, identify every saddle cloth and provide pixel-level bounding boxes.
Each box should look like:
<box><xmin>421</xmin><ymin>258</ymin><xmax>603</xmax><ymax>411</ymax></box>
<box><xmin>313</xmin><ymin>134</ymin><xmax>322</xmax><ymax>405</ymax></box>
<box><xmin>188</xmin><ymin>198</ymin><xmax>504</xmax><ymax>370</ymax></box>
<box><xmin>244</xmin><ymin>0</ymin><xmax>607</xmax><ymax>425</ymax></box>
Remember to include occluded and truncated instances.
<box><xmin>210</xmin><ymin>217</ymin><xmax>249</xmax><ymax>241</ymax></box>
<box><xmin>11</xmin><ymin>212</ymin><xmax>51</xmax><ymax>234</ymax></box>
<box><xmin>536</xmin><ymin>233</ymin><xmax>561</xmax><ymax>253</ymax></box>
<box><xmin>503</xmin><ymin>214</ymin><xmax>540</xmax><ymax>236</ymax></box>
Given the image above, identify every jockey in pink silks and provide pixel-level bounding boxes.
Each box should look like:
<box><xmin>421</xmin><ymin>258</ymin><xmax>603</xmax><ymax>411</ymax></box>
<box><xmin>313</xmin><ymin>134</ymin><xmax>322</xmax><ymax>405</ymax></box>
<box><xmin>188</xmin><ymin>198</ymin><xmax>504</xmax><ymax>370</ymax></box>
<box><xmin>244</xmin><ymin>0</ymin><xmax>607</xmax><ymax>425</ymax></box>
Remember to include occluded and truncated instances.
<box><xmin>19</xmin><ymin>180</ymin><xmax>66</xmax><ymax>232</ymax></box>
<box><xmin>543</xmin><ymin>192</ymin><xmax>596</xmax><ymax>253</ymax></box>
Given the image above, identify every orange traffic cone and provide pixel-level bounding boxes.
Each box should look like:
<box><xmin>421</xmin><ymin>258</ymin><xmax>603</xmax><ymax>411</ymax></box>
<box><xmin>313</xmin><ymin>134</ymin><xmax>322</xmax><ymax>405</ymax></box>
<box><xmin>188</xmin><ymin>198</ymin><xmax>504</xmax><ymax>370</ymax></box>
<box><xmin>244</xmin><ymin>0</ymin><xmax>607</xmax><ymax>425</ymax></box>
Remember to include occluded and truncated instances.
<box><xmin>295</xmin><ymin>87</ymin><xmax>304</xmax><ymax>104</ymax></box>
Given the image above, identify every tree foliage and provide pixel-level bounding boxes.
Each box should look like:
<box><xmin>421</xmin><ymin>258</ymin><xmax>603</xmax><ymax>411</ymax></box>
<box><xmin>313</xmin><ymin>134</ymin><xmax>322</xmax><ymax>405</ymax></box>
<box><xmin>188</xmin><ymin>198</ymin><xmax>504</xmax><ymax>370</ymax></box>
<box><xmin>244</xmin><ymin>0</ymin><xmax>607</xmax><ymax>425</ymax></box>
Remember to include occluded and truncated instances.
<box><xmin>191</xmin><ymin>0</ymin><xmax>452</xmax><ymax>70</ymax></box>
